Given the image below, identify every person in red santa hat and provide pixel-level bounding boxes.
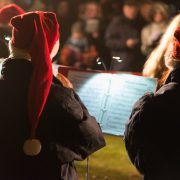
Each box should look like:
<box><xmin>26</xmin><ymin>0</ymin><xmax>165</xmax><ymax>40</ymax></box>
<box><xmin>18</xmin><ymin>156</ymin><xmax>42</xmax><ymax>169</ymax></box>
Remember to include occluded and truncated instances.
<box><xmin>0</xmin><ymin>3</ymin><xmax>24</xmax><ymax>25</ymax></box>
<box><xmin>0</xmin><ymin>11</ymin><xmax>105</xmax><ymax>180</ymax></box>
<box><xmin>0</xmin><ymin>3</ymin><xmax>25</xmax><ymax>58</ymax></box>
<box><xmin>125</xmin><ymin>26</ymin><xmax>180</xmax><ymax>180</ymax></box>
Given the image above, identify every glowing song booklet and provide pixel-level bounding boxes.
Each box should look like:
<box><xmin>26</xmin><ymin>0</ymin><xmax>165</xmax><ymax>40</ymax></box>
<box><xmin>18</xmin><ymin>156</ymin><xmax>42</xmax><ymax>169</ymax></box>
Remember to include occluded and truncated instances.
<box><xmin>67</xmin><ymin>70</ymin><xmax>156</xmax><ymax>136</ymax></box>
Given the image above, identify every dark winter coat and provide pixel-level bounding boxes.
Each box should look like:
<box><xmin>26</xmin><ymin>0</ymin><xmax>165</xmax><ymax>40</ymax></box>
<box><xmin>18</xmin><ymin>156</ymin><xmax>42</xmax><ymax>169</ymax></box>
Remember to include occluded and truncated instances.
<box><xmin>124</xmin><ymin>66</ymin><xmax>180</xmax><ymax>180</ymax></box>
<box><xmin>105</xmin><ymin>15</ymin><xmax>144</xmax><ymax>72</ymax></box>
<box><xmin>0</xmin><ymin>58</ymin><xmax>105</xmax><ymax>180</ymax></box>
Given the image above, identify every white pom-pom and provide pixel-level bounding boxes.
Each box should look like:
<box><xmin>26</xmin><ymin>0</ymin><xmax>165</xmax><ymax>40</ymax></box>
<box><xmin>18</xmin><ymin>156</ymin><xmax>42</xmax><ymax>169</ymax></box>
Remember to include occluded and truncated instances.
<box><xmin>23</xmin><ymin>139</ymin><xmax>42</xmax><ymax>156</ymax></box>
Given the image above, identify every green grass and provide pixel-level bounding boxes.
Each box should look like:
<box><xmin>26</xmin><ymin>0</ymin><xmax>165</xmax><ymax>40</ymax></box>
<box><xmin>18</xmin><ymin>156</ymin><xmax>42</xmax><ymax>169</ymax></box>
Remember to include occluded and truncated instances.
<box><xmin>76</xmin><ymin>135</ymin><xmax>143</xmax><ymax>180</ymax></box>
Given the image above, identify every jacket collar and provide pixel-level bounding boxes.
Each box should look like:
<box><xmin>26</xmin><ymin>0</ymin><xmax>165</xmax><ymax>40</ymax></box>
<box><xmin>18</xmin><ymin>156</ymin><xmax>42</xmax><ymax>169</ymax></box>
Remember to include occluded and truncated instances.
<box><xmin>9</xmin><ymin>42</ymin><xmax>31</xmax><ymax>61</ymax></box>
<box><xmin>1</xmin><ymin>58</ymin><xmax>32</xmax><ymax>82</ymax></box>
<box><xmin>165</xmin><ymin>64</ymin><xmax>180</xmax><ymax>84</ymax></box>
<box><xmin>1</xmin><ymin>58</ymin><xmax>63</xmax><ymax>87</ymax></box>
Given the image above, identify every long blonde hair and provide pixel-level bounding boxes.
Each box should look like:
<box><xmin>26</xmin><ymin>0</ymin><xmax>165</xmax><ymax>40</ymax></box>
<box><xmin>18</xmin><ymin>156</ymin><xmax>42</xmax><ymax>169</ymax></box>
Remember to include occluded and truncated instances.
<box><xmin>143</xmin><ymin>14</ymin><xmax>180</xmax><ymax>82</ymax></box>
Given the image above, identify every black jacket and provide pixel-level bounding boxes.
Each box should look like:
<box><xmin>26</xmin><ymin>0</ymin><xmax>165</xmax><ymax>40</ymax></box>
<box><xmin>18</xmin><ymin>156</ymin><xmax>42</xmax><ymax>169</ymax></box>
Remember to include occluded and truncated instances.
<box><xmin>124</xmin><ymin>66</ymin><xmax>180</xmax><ymax>180</ymax></box>
<box><xmin>0</xmin><ymin>58</ymin><xmax>105</xmax><ymax>180</ymax></box>
<box><xmin>105</xmin><ymin>15</ymin><xmax>144</xmax><ymax>72</ymax></box>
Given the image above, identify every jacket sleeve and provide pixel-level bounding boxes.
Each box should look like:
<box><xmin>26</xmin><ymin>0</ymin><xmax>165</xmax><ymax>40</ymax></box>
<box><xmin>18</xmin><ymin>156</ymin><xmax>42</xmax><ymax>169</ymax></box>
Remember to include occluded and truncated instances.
<box><xmin>105</xmin><ymin>17</ymin><xmax>128</xmax><ymax>51</ymax></box>
<box><xmin>47</xmin><ymin>84</ymin><xmax>106</xmax><ymax>163</ymax></box>
<box><xmin>124</xmin><ymin>93</ymin><xmax>154</xmax><ymax>174</ymax></box>
<box><xmin>71</xmin><ymin>90</ymin><xmax>106</xmax><ymax>159</ymax></box>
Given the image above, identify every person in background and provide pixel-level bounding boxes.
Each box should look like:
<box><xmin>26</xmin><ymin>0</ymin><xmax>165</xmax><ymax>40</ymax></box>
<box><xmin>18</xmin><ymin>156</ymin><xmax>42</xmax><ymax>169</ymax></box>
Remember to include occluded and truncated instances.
<box><xmin>139</xmin><ymin>0</ymin><xmax>153</xmax><ymax>27</ymax></box>
<box><xmin>0</xmin><ymin>11</ymin><xmax>105</xmax><ymax>179</ymax></box>
<box><xmin>78</xmin><ymin>1</ymin><xmax>102</xmax><ymax>41</ymax></box>
<box><xmin>125</xmin><ymin>26</ymin><xmax>180</xmax><ymax>180</ymax></box>
<box><xmin>77</xmin><ymin>1</ymin><xmax>110</xmax><ymax>69</ymax></box>
<box><xmin>0</xmin><ymin>3</ymin><xmax>25</xmax><ymax>58</ymax></box>
<box><xmin>0</xmin><ymin>3</ymin><xmax>24</xmax><ymax>28</ymax></box>
<box><xmin>55</xmin><ymin>0</ymin><xmax>75</xmax><ymax>48</ymax></box>
<box><xmin>105</xmin><ymin>0</ymin><xmax>144</xmax><ymax>72</ymax></box>
<box><xmin>59</xmin><ymin>22</ymin><xmax>98</xmax><ymax>69</ymax></box>
<box><xmin>143</xmin><ymin>14</ymin><xmax>180</xmax><ymax>88</ymax></box>
<box><xmin>100</xmin><ymin>0</ymin><xmax>122</xmax><ymax>23</ymax></box>
<box><xmin>141</xmin><ymin>2</ymin><xmax>169</xmax><ymax>56</ymax></box>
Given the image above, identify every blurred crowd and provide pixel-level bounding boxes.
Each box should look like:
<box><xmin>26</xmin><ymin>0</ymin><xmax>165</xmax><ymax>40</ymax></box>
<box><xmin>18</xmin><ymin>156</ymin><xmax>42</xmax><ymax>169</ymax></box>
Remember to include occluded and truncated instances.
<box><xmin>0</xmin><ymin>0</ymin><xmax>179</xmax><ymax>72</ymax></box>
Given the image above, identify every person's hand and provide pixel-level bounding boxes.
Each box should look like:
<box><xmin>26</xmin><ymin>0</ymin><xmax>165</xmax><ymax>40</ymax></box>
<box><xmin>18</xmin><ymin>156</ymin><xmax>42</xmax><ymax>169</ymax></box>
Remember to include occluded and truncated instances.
<box><xmin>126</xmin><ymin>39</ymin><xmax>138</xmax><ymax>48</ymax></box>
<box><xmin>56</xmin><ymin>73</ymin><xmax>73</xmax><ymax>89</ymax></box>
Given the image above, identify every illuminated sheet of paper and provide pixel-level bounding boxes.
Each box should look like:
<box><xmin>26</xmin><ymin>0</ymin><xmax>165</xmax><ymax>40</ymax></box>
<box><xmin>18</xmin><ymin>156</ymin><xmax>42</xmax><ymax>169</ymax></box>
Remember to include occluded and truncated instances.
<box><xmin>102</xmin><ymin>74</ymin><xmax>156</xmax><ymax>135</ymax></box>
<box><xmin>68</xmin><ymin>71</ymin><xmax>156</xmax><ymax>136</ymax></box>
<box><xmin>68</xmin><ymin>71</ymin><xmax>111</xmax><ymax>122</ymax></box>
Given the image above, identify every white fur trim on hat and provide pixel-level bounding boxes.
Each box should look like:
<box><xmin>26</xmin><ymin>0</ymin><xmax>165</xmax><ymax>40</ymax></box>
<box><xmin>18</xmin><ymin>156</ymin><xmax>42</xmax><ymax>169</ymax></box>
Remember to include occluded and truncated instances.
<box><xmin>9</xmin><ymin>40</ymin><xmax>31</xmax><ymax>61</ymax></box>
<box><xmin>50</xmin><ymin>39</ymin><xmax>60</xmax><ymax>60</ymax></box>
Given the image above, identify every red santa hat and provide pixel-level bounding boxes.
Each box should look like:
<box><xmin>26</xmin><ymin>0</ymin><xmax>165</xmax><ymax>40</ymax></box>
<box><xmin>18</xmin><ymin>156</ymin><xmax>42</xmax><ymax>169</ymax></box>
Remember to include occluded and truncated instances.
<box><xmin>10</xmin><ymin>11</ymin><xmax>59</xmax><ymax>155</ymax></box>
<box><xmin>173</xmin><ymin>26</ymin><xmax>180</xmax><ymax>60</ymax></box>
<box><xmin>0</xmin><ymin>4</ymin><xmax>24</xmax><ymax>25</ymax></box>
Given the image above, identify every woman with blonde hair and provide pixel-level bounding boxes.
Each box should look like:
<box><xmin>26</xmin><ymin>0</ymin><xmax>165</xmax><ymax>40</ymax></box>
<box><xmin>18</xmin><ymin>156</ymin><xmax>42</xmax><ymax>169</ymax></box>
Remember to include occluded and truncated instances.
<box><xmin>143</xmin><ymin>13</ymin><xmax>180</xmax><ymax>87</ymax></box>
<box><xmin>125</xmin><ymin>26</ymin><xmax>180</xmax><ymax>180</ymax></box>
<box><xmin>141</xmin><ymin>2</ymin><xmax>170</xmax><ymax>56</ymax></box>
